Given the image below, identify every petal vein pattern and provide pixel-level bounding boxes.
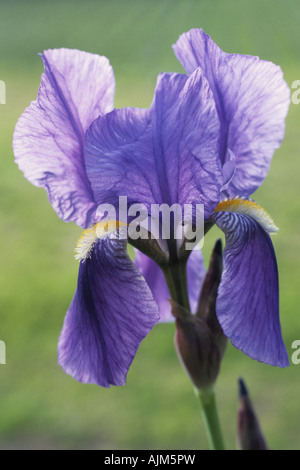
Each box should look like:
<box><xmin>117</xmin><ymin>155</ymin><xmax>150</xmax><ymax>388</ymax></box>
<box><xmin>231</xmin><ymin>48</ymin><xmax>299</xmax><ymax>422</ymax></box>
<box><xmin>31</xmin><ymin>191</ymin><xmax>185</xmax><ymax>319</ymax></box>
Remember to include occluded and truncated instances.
<box><xmin>13</xmin><ymin>48</ymin><xmax>115</xmax><ymax>227</ymax></box>
<box><xmin>211</xmin><ymin>210</ymin><xmax>288</xmax><ymax>367</ymax></box>
<box><xmin>84</xmin><ymin>69</ymin><xmax>223</xmax><ymax>220</ymax></box>
<box><xmin>58</xmin><ymin>237</ymin><xmax>160</xmax><ymax>387</ymax></box>
<box><xmin>173</xmin><ymin>29</ymin><xmax>290</xmax><ymax>197</ymax></box>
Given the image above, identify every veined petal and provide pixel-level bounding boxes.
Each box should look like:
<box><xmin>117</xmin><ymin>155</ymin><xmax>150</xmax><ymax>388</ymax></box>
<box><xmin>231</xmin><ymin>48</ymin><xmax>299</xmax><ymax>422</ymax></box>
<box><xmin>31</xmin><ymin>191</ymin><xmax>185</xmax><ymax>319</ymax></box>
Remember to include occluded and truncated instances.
<box><xmin>210</xmin><ymin>207</ymin><xmax>289</xmax><ymax>367</ymax></box>
<box><xmin>74</xmin><ymin>219</ymin><xmax>128</xmax><ymax>262</ymax></box>
<box><xmin>13</xmin><ymin>49</ymin><xmax>115</xmax><ymax>227</ymax></box>
<box><xmin>85</xmin><ymin>107</ymin><xmax>157</xmax><ymax>209</ymax></box>
<box><xmin>134</xmin><ymin>246</ymin><xmax>205</xmax><ymax>322</ymax></box>
<box><xmin>173</xmin><ymin>29</ymin><xmax>290</xmax><ymax>197</ymax></box>
<box><xmin>150</xmin><ymin>70</ymin><xmax>222</xmax><ymax>217</ymax></box>
<box><xmin>84</xmin><ymin>69</ymin><xmax>222</xmax><ymax>219</ymax></box>
<box><xmin>214</xmin><ymin>197</ymin><xmax>278</xmax><ymax>233</ymax></box>
<box><xmin>58</xmin><ymin>235</ymin><xmax>159</xmax><ymax>387</ymax></box>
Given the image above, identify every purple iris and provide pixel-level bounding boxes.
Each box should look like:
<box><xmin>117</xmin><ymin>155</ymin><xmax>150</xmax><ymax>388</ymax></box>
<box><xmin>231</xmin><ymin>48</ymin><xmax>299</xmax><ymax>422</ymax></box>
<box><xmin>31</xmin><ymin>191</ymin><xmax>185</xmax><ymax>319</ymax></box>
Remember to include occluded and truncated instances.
<box><xmin>13</xmin><ymin>29</ymin><xmax>290</xmax><ymax>387</ymax></box>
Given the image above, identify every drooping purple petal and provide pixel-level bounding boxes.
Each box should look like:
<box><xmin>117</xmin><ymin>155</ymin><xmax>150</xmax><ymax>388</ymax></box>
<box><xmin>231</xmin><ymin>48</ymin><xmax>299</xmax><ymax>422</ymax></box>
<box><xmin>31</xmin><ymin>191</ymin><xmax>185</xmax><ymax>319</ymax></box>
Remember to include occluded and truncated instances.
<box><xmin>13</xmin><ymin>48</ymin><xmax>115</xmax><ymax>227</ymax></box>
<box><xmin>58</xmin><ymin>236</ymin><xmax>159</xmax><ymax>387</ymax></box>
<box><xmin>134</xmin><ymin>246</ymin><xmax>205</xmax><ymax>322</ymax></box>
<box><xmin>211</xmin><ymin>210</ymin><xmax>289</xmax><ymax>367</ymax></box>
<box><xmin>84</xmin><ymin>69</ymin><xmax>222</xmax><ymax>219</ymax></box>
<box><xmin>173</xmin><ymin>29</ymin><xmax>290</xmax><ymax>197</ymax></box>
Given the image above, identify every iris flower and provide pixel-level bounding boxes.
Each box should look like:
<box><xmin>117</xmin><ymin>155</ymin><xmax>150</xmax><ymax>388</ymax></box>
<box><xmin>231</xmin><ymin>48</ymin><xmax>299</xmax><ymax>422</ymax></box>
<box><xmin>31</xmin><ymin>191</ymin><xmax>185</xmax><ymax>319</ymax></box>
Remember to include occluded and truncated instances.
<box><xmin>13</xmin><ymin>29</ymin><xmax>290</xmax><ymax>387</ymax></box>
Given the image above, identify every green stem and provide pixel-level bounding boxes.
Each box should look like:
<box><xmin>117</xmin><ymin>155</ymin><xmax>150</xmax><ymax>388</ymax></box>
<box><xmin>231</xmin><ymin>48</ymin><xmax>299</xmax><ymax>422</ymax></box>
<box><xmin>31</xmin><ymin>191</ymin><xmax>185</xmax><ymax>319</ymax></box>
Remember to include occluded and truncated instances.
<box><xmin>195</xmin><ymin>387</ymin><xmax>225</xmax><ymax>450</ymax></box>
<box><xmin>162</xmin><ymin>261</ymin><xmax>190</xmax><ymax>312</ymax></box>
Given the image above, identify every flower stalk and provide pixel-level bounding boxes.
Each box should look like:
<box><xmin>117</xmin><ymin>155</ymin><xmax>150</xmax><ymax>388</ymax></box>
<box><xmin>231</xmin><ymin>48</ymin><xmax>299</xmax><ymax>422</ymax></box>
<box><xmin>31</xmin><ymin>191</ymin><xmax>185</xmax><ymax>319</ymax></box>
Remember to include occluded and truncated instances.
<box><xmin>196</xmin><ymin>387</ymin><xmax>225</xmax><ymax>450</ymax></box>
<box><xmin>162</xmin><ymin>260</ymin><xmax>191</xmax><ymax>312</ymax></box>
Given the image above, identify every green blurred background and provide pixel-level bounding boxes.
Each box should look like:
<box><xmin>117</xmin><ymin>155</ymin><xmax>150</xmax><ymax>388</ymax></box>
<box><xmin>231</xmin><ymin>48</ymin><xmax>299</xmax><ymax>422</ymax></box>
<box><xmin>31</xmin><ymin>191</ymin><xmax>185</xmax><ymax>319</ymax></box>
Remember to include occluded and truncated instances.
<box><xmin>0</xmin><ymin>0</ymin><xmax>299</xmax><ymax>450</ymax></box>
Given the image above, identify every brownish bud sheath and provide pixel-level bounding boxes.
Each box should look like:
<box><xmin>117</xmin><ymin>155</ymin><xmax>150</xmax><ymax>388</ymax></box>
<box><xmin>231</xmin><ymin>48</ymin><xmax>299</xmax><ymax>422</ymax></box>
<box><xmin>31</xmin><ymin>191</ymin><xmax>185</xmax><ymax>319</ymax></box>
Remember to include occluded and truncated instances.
<box><xmin>171</xmin><ymin>301</ymin><xmax>223</xmax><ymax>391</ymax></box>
<box><xmin>237</xmin><ymin>378</ymin><xmax>268</xmax><ymax>450</ymax></box>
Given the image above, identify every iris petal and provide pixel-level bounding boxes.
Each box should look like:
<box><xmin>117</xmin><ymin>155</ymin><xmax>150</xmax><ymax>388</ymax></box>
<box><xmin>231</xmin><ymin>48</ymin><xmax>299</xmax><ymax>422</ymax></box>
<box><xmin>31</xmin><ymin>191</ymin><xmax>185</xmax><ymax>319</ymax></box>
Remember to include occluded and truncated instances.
<box><xmin>150</xmin><ymin>70</ymin><xmax>222</xmax><ymax>217</ymax></box>
<box><xmin>58</xmin><ymin>235</ymin><xmax>159</xmax><ymax>387</ymax></box>
<box><xmin>85</xmin><ymin>107</ymin><xmax>155</xmax><ymax>210</ymax></box>
<box><xmin>173</xmin><ymin>29</ymin><xmax>290</xmax><ymax>197</ymax></box>
<box><xmin>211</xmin><ymin>210</ymin><xmax>289</xmax><ymax>367</ymax></box>
<box><xmin>84</xmin><ymin>69</ymin><xmax>222</xmax><ymax>218</ymax></box>
<box><xmin>13</xmin><ymin>48</ymin><xmax>115</xmax><ymax>227</ymax></box>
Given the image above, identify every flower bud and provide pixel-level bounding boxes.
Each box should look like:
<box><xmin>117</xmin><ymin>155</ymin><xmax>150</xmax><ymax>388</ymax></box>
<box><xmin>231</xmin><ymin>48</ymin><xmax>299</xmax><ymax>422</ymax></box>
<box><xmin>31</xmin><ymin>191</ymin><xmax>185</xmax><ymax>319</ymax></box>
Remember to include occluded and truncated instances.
<box><xmin>172</xmin><ymin>239</ymin><xmax>227</xmax><ymax>390</ymax></box>
<box><xmin>237</xmin><ymin>378</ymin><xmax>268</xmax><ymax>450</ymax></box>
<box><xmin>173</xmin><ymin>303</ymin><xmax>222</xmax><ymax>390</ymax></box>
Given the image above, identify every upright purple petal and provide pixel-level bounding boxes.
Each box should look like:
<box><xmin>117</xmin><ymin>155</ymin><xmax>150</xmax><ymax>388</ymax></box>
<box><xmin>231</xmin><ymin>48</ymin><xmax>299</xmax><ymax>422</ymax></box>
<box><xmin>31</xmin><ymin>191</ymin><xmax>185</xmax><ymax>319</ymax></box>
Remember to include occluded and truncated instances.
<box><xmin>85</xmin><ymin>107</ymin><xmax>157</xmax><ymax>210</ymax></box>
<box><xmin>150</xmin><ymin>70</ymin><xmax>222</xmax><ymax>218</ymax></box>
<box><xmin>134</xmin><ymin>247</ymin><xmax>205</xmax><ymax>322</ymax></box>
<box><xmin>13</xmin><ymin>49</ymin><xmax>115</xmax><ymax>227</ymax></box>
<box><xmin>173</xmin><ymin>29</ymin><xmax>290</xmax><ymax>197</ymax></box>
<box><xmin>58</xmin><ymin>236</ymin><xmax>159</xmax><ymax>387</ymax></box>
<box><xmin>211</xmin><ymin>210</ymin><xmax>289</xmax><ymax>367</ymax></box>
<box><xmin>84</xmin><ymin>69</ymin><xmax>222</xmax><ymax>219</ymax></box>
